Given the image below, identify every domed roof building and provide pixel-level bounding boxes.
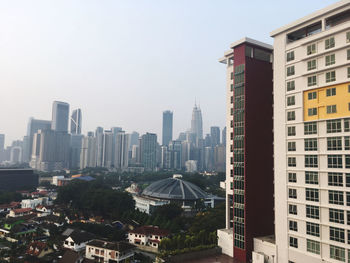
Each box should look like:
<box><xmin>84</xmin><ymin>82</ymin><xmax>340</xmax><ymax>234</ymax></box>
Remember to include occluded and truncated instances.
<box><xmin>132</xmin><ymin>174</ymin><xmax>224</xmax><ymax>214</ymax></box>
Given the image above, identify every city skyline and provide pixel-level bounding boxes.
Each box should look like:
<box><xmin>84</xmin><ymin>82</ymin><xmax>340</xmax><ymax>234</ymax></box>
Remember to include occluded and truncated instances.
<box><xmin>0</xmin><ymin>0</ymin><xmax>337</xmax><ymax>146</ymax></box>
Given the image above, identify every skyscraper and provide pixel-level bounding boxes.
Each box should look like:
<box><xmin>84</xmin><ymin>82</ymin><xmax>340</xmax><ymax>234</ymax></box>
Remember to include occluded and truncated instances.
<box><xmin>222</xmin><ymin>127</ymin><xmax>227</xmax><ymax>146</ymax></box>
<box><xmin>218</xmin><ymin>38</ymin><xmax>274</xmax><ymax>262</ymax></box>
<box><xmin>210</xmin><ymin>126</ymin><xmax>220</xmax><ymax>147</ymax></box>
<box><xmin>162</xmin><ymin>111</ymin><xmax>173</xmax><ymax>146</ymax></box>
<box><xmin>191</xmin><ymin>104</ymin><xmax>203</xmax><ymax>142</ymax></box>
<box><xmin>102</xmin><ymin>130</ymin><xmax>113</xmax><ymax>168</ymax></box>
<box><xmin>80</xmin><ymin>132</ymin><xmax>97</xmax><ymax>169</ymax></box>
<box><xmin>140</xmin><ymin>133</ymin><xmax>157</xmax><ymax>171</ymax></box>
<box><xmin>95</xmin><ymin>127</ymin><xmax>104</xmax><ymax>167</ymax></box>
<box><xmin>70</xmin><ymin>108</ymin><xmax>82</xmax><ymax>134</ymax></box>
<box><xmin>0</xmin><ymin>134</ymin><xmax>4</xmax><ymax>151</ymax></box>
<box><xmin>114</xmin><ymin>131</ymin><xmax>130</xmax><ymax>170</ymax></box>
<box><xmin>52</xmin><ymin>101</ymin><xmax>69</xmax><ymax>133</ymax></box>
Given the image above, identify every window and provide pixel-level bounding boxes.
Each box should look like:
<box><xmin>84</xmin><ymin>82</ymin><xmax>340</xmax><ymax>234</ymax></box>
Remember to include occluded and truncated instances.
<box><xmin>347</xmin><ymin>32</ymin><xmax>350</xmax><ymax>43</ymax></box>
<box><xmin>288</xmin><ymin>172</ymin><xmax>297</xmax><ymax>183</ymax></box>
<box><xmin>307</xmin><ymin>44</ymin><xmax>316</xmax><ymax>55</ymax></box>
<box><xmin>345</xmin><ymin>119</ymin><xmax>350</xmax><ymax>132</ymax></box>
<box><xmin>345</xmin><ymin>137</ymin><xmax>350</xmax><ymax>150</ymax></box>
<box><xmin>330</xmin><ymin>227</ymin><xmax>345</xmax><ymax>243</ymax></box>
<box><xmin>305</xmin><ymin>138</ymin><xmax>317</xmax><ymax>151</ymax></box>
<box><xmin>308</xmin><ymin>108</ymin><xmax>317</xmax><ymax>116</ymax></box>
<box><xmin>308</xmin><ymin>91</ymin><xmax>317</xmax><ymax>100</ymax></box>
<box><xmin>347</xmin><ymin>192</ymin><xmax>350</xmax><ymax>206</ymax></box>
<box><xmin>348</xmin><ymin>67</ymin><xmax>350</xmax><ymax>78</ymax></box>
<box><xmin>304</xmin><ymin>122</ymin><xmax>317</xmax><ymax>135</ymax></box>
<box><xmin>346</xmin><ymin>155</ymin><xmax>350</xmax><ymax>169</ymax></box>
<box><xmin>305</xmin><ymin>155</ymin><xmax>318</xmax><ymax>168</ymax></box>
<box><xmin>306</xmin><ymin>188</ymin><xmax>319</xmax><ymax>202</ymax></box>
<box><xmin>287</xmin><ymin>51</ymin><xmax>295</xmax><ymax>62</ymax></box>
<box><xmin>329</xmin><ymin>208</ymin><xmax>344</xmax><ymax>224</ymax></box>
<box><xmin>328</xmin><ymin>137</ymin><xmax>342</xmax><ymax>151</ymax></box>
<box><xmin>288</xmin><ymin>126</ymin><xmax>296</xmax><ymax>136</ymax></box>
<box><xmin>327</xmin><ymin>120</ymin><xmax>341</xmax><ymax>133</ymax></box>
<box><xmin>289</xmin><ymin>188</ymin><xmax>297</xmax><ymax>199</ymax></box>
<box><xmin>306</xmin><ymin>222</ymin><xmax>320</xmax><ymax>237</ymax></box>
<box><xmin>326</xmin><ymin>87</ymin><xmax>336</xmax><ymax>97</ymax></box>
<box><xmin>287</xmin><ymin>81</ymin><xmax>295</xmax><ymax>91</ymax></box>
<box><xmin>329</xmin><ymin>190</ymin><xmax>344</xmax><ymax>205</ymax></box>
<box><xmin>287</xmin><ymin>111</ymin><xmax>295</xmax><ymax>121</ymax></box>
<box><xmin>287</xmin><ymin>66</ymin><xmax>295</xmax><ymax>76</ymax></box>
<box><xmin>288</xmin><ymin>157</ymin><xmax>296</xmax><ymax>167</ymax></box>
<box><xmin>287</xmin><ymin>96</ymin><xmax>295</xmax><ymax>106</ymax></box>
<box><xmin>346</xmin><ymin>174</ymin><xmax>350</xmax><ymax>187</ymax></box>
<box><xmin>325</xmin><ymin>54</ymin><xmax>335</xmax><ymax>66</ymax></box>
<box><xmin>289</xmin><ymin>220</ymin><xmax>297</xmax><ymax>231</ymax></box>
<box><xmin>328</xmin><ymin>173</ymin><xmax>344</xmax><ymax>186</ymax></box>
<box><xmin>288</xmin><ymin>141</ymin><xmax>296</xmax><ymax>151</ymax></box>
<box><xmin>306</xmin><ymin>205</ymin><xmax>319</xmax><ymax>219</ymax></box>
<box><xmin>325</xmin><ymin>37</ymin><xmax>335</xmax><ymax>49</ymax></box>
<box><xmin>328</xmin><ymin>155</ymin><xmax>343</xmax><ymax>168</ymax></box>
<box><xmin>307</xmin><ymin>239</ymin><xmax>320</xmax><ymax>255</ymax></box>
<box><xmin>330</xmin><ymin>245</ymin><xmax>345</xmax><ymax>262</ymax></box>
<box><xmin>305</xmin><ymin>171</ymin><xmax>318</xmax><ymax>184</ymax></box>
<box><xmin>289</xmin><ymin>236</ymin><xmax>298</xmax><ymax>248</ymax></box>
<box><xmin>307</xmin><ymin>76</ymin><xmax>317</xmax><ymax>86</ymax></box>
<box><xmin>348</xmin><ymin>49</ymin><xmax>350</xmax><ymax>60</ymax></box>
<box><xmin>327</xmin><ymin>105</ymin><xmax>337</xmax><ymax>114</ymax></box>
<box><xmin>326</xmin><ymin>71</ymin><xmax>336</xmax><ymax>82</ymax></box>
<box><xmin>307</xmin><ymin>60</ymin><xmax>316</xmax><ymax>70</ymax></box>
<box><xmin>289</xmin><ymin>204</ymin><xmax>297</xmax><ymax>215</ymax></box>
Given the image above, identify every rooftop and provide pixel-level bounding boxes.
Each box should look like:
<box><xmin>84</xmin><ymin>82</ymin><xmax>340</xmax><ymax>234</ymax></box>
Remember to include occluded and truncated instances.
<box><xmin>87</xmin><ymin>240</ymin><xmax>134</xmax><ymax>252</ymax></box>
<box><xmin>129</xmin><ymin>225</ymin><xmax>169</xmax><ymax>237</ymax></box>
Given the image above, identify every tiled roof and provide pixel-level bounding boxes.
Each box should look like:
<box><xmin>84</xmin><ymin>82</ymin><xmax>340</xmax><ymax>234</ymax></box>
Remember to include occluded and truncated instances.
<box><xmin>26</xmin><ymin>241</ymin><xmax>48</xmax><ymax>256</ymax></box>
<box><xmin>12</xmin><ymin>208</ymin><xmax>32</xmax><ymax>214</ymax></box>
<box><xmin>87</xmin><ymin>239</ymin><xmax>134</xmax><ymax>252</ymax></box>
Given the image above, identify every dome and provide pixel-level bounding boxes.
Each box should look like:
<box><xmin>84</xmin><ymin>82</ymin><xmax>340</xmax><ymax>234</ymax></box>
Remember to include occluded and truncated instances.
<box><xmin>142</xmin><ymin>175</ymin><xmax>209</xmax><ymax>201</ymax></box>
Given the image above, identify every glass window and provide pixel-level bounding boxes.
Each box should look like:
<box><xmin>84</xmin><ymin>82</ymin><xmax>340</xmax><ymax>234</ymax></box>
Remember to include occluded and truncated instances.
<box><xmin>287</xmin><ymin>51</ymin><xmax>295</xmax><ymax>62</ymax></box>
<box><xmin>326</xmin><ymin>105</ymin><xmax>337</xmax><ymax>114</ymax></box>
<box><xmin>346</xmin><ymin>174</ymin><xmax>350</xmax><ymax>187</ymax></box>
<box><xmin>289</xmin><ymin>204</ymin><xmax>297</xmax><ymax>215</ymax></box>
<box><xmin>348</xmin><ymin>67</ymin><xmax>350</xmax><ymax>78</ymax></box>
<box><xmin>326</xmin><ymin>71</ymin><xmax>336</xmax><ymax>82</ymax></box>
<box><xmin>326</xmin><ymin>87</ymin><xmax>336</xmax><ymax>97</ymax></box>
<box><xmin>345</xmin><ymin>137</ymin><xmax>350</xmax><ymax>150</ymax></box>
<box><xmin>330</xmin><ymin>226</ymin><xmax>345</xmax><ymax>243</ymax></box>
<box><xmin>288</xmin><ymin>157</ymin><xmax>296</xmax><ymax>167</ymax></box>
<box><xmin>306</xmin><ymin>205</ymin><xmax>319</xmax><ymax>219</ymax></box>
<box><xmin>308</xmin><ymin>108</ymin><xmax>317</xmax><ymax>116</ymax></box>
<box><xmin>287</xmin><ymin>96</ymin><xmax>295</xmax><ymax>106</ymax></box>
<box><xmin>288</xmin><ymin>172</ymin><xmax>297</xmax><ymax>183</ymax></box>
<box><xmin>307</xmin><ymin>239</ymin><xmax>320</xmax><ymax>255</ymax></box>
<box><xmin>327</xmin><ymin>137</ymin><xmax>342</xmax><ymax>150</ymax></box>
<box><xmin>308</xmin><ymin>91</ymin><xmax>317</xmax><ymax>100</ymax></box>
<box><xmin>325</xmin><ymin>37</ymin><xmax>335</xmax><ymax>49</ymax></box>
<box><xmin>287</xmin><ymin>81</ymin><xmax>295</xmax><ymax>91</ymax></box>
<box><xmin>307</xmin><ymin>44</ymin><xmax>316</xmax><ymax>55</ymax></box>
<box><xmin>329</xmin><ymin>190</ymin><xmax>344</xmax><ymax>205</ymax></box>
<box><xmin>305</xmin><ymin>171</ymin><xmax>318</xmax><ymax>184</ymax></box>
<box><xmin>305</xmin><ymin>138</ymin><xmax>317</xmax><ymax>151</ymax></box>
<box><xmin>328</xmin><ymin>173</ymin><xmax>343</xmax><ymax>186</ymax></box>
<box><xmin>345</xmin><ymin>118</ymin><xmax>350</xmax><ymax>132</ymax></box>
<box><xmin>307</xmin><ymin>60</ymin><xmax>316</xmax><ymax>70</ymax></box>
<box><xmin>289</xmin><ymin>188</ymin><xmax>297</xmax><ymax>199</ymax></box>
<box><xmin>287</xmin><ymin>111</ymin><xmax>295</xmax><ymax>121</ymax></box>
<box><xmin>329</xmin><ymin>208</ymin><xmax>344</xmax><ymax>224</ymax></box>
<box><xmin>304</xmin><ymin>122</ymin><xmax>317</xmax><ymax>135</ymax></box>
<box><xmin>305</xmin><ymin>155</ymin><xmax>318</xmax><ymax>168</ymax></box>
<box><xmin>347</xmin><ymin>32</ymin><xmax>350</xmax><ymax>43</ymax></box>
<box><xmin>289</xmin><ymin>220</ymin><xmax>297</xmax><ymax>231</ymax></box>
<box><xmin>346</xmin><ymin>155</ymin><xmax>350</xmax><ymax>169</ymax></box>
<box><xmin>327</xmin><ymin>120</ymin><xmax>341</xmax><ymax>133</ymax></box>
<box><xmin>325</xmin><ymin>54</ymin><xmax>335</xmax><ymax>66</ymax></box>
<box><xmin>307</xmin><ymin>76</ymin><xmax>317</xmax><ymax>86</ymax></box>
<box><xmin>328</xmin><ymin>155</ymin><xmax>343</xmax><ymax>168</ymax></box>
<box><xmin>288</xmin><ymin>141</ymin><xmax>296</xmax><ymax>151</ymax></box>
<box><xmin>348</xmin><ymin>49</ymin><xmax>350</xmax><ymax>60</ymax></box>
<box><xmin>306</xmin><ymin>188</ymin><xmax>319</xmax><ymax>202</ymax></box>
<box><xmin>306</xmin><ymin>222</ymin><xmax>320</xmax><ymax>236</ymax></box>
<box><xmin>288</xmin><ymin>126</ymin><xmax>296</xmax><ymax>136</ymax></box>
<box><xmin>330</xmin><ymin>245</ymin><xmax>345</xmax><ymax>262</ymax></box>
<box><xmin>289</xmin><ymin>236</ymin><xmax>298</xmax><ymax>248</ymax></box>
<box><xmin>287</xmin><ymin>66</ymin><xmax>295</xmax><ymax>77</ymax></box>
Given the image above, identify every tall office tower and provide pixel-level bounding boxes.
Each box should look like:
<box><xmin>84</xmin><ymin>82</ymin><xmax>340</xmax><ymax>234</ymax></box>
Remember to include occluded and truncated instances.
<box><xmin>114</xmin><ymin>132</ymin><xmax>130</xmax><ymax>170</ymax></box>
<box><xmin>181</xmin><ymin>140</ymin><xmax>191</xmax><ymax>168</ymax></box>
<box><xmin>140</xmin><ymin>133</ymin><xmax>157</xmax><ymax>171</ymax></box>
<box><xmin>269</xmin><ymin>2</ymin><xmax>350</xmax><ymax>263</ymax></box>
<box><xmin>25</xmin><ymin>118</ymin><xmax>51</xmax><ymax>162</ymax></box>
<box><xmin>213</xmin><ymin>144</ymin><xmax>226</xmax><ymax>172</ymax></box>
<box><xmin>70</xmin><ymin>134</ymin><xmax>83</xmax><ymax>169</ymax></box>
<box><xmin>80</xmin><ymin>132</ymin><xmax>97</xmax><ymax>169</ymax></box>
<box><xmin>0</xmin><ymin>134</ymin><xmax>4</xmax><ymax>151</ymax></box>
<box><xmin>162</xmin><ymin>111</ymin><xmax>173</xmax><ymax>146</ymax></box>
<box><xmin>204</xmin><ymin>146</ymin><xmax>213</xmax><ymax>171</ymax></box>
<box><xmin>51</xmin><ymin>101</ymin><xmax>69</xmax><ymax>132</ymax></box>
<box><xmin>222</xmin><ymin>127</ymin><xmax>227</xmax><ymax>146</ymax></box>
<box><xmin>160</xmin><ymin>145</ymin><xmax>169</xmax><ymax>169</ymax></box>
<box><xmin>191</xmin><ymin>104</ymin><xmax>203</xmax><ymax>142</ymax></box>
<box><xmin>70</xmin><ymin>109</ymin><xmax>82</xmax><ymax>134</ymax></box>
<box><xmin>130</xmin><ymin>144</ymin><xmax>140</xmax><ymax>164</ymax></box>
<box><xmin>102</xmin><ymin>130</ymin><xmax>114</xmax><ymax>168</ymax></box>
<box><xmin>211</xmin><ymin>126</ymin><xmax>221</xmax><ymax>147</ymax></box>
<box><xmin>204</xmin><ymin>134</ymin><xmax>212</xmax><ymax>147</ymax></box>
<box><xmin>177</xmin><ymin>132</ymin><xmax>187</xmax><ymax>141</ymax></box>
<box><xmin>217</xmin><ymin>38</ymin><xmax>274</xmax><ymax>262</ymax></box>
<box><xmin>129</xmin><ymin>131</ymin><xmax>139</xmax><ymax>150</ymax></box>
<box><xmin>10</xmin><ymin>147</ymin><xmax>22</xmax><ymax>164</ymax></box>
<box><xmin>95</xmin><ymin>127</ymin><xmax>104</xmax><ymax>167</ymax></box>
<box><xmin>168</xmin><ymin>140</ymin><xmax>182</xmax><ymax>170</ymax></box>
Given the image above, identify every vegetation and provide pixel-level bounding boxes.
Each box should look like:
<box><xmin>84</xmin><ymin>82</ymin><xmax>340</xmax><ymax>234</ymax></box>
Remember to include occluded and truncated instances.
<box><xmin>72</xmin><ymin>222</ymin><xmax>125</xmax><ymax>241</ymax></box>
<box><xmin>0</xmin><ymin>191</ymin><xmax>22</xmax><ymax>205</ymax></box>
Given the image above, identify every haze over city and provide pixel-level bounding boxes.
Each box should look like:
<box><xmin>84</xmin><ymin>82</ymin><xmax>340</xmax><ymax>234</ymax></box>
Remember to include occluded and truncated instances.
<box><xmin>0</xmin><ymin>0</ymin><xmax>335</xmax><ymax>146</ymax></box>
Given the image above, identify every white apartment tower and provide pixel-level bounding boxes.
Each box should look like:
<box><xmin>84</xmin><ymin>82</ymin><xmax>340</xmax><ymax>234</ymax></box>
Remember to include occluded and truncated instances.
<box><xmin>272</xmin><ymin>1</ymin><xmax>350</xmax><ymax>262</ymax></box>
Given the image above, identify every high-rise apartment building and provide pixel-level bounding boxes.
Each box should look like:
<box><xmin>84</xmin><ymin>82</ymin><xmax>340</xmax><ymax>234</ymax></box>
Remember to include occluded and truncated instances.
<box><xmin>114</xmin><ymin>131</ymin><xmax>130</xmax><ymax>170</ymax></box>
<box><xmin>0</xmin><ymin>134</ymin><xmax>4</xmax><ymax>151</ymax></box>
<box><xmin>95</xmin><ymin>127</ymin><xmax>104</xmax><ymax>167</ymax></box>
<box><xmin>51</xmin><ymin>101</ymin><xmax>69</xmax><ymax>133</ymax></box>
<box><xmin>191</xmin><ymin>104</ymin><xmax>203</xmax><ymax>142</ymax></box>
<box><xmin>222</xmin><ymin>126</ymin><xmax>227</xmax><ymax>147</ymax></box>
<box><xmin>217</xmin><ymin>38</ymin><xmax>274</xmax><ymax>262</ymax></box>
<box><xmin>102</xmin><ymin>130</ymin><xmax>114</xmax><ymax>168</ymax></box>
<box><xmin>70</xmin><ymin>108</ymin><xmax>82</xmax><ymax>134</ymax></box>
<box><xmin>210</xmin><ymin>126</ymin><xmax>221</xmax><ymax>147</ymax></box>
<box><xmin>80</xmin><ymin>132</ymin><xmax>97</xmax><ymax>169</ymax></box>
<box><xmin>271</xmin><ymin>2</ymin><xmax>350</xmax><ymax>263</ymax></box>
<box><xmin>162</xmin><ymin>111</ymin><xmax>173</xmax><ymax>146</ymax></box>
<box><xmin>140</xmin><ymin>133</ymin><xmax>157</xmax><ymax>171</ymax></box>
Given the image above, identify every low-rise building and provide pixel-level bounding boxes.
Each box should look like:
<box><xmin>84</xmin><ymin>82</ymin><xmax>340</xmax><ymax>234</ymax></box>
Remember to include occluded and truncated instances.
<box><xmin>86</xmin><ymin>239</ymin><xmax>135</xmax><ymax>263</ymax></box>
<box><xmin>128</xmin><ymin>225</ymin><xmax>169</xmax><ymax>250</ymax></box>
<box><xmin>63</xmin><ymin>230</ymin><xmax>95</xmax><ymax>252</ymax></box>
<box><xmin>8</xmin><ymin>208</ymin><xmax>33</xmax><ymax>218</ymax></box>
<box><xmin>26</xmin><ymin>241</ymin><xmax>53</xmax><ymax>258</ymax></box>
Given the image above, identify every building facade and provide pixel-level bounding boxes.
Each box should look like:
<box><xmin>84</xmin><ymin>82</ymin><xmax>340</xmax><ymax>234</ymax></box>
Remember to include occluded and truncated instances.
<box><xmin>70</xmin><ymin>108</ymin><xmax>82</xmax><ymax>134</ymax></box>
<box><xmin>271</xmin><ymin>1</ymin><xmax>350</xmax><ymax>263</ymax></box>
<box><xmin>191</xmin><ymin>104</ymin><xmax>203</xmax><ymax>142</ymax></box>
<box><xmin>162</xmin><ymin>110</ymin><xmax>173</xmax><ymax>146</ymax></box>
<box><xmin>51</xmin><ymin>101</ymin><xmax>69</xmax><ymax>133</ymax></box>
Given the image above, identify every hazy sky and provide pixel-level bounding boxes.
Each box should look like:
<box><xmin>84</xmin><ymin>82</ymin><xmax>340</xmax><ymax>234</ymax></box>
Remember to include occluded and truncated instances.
<box><xmin>0</xmin><ymin>0</ymin><xmax>337</xmax><ymax>146</ymax></box>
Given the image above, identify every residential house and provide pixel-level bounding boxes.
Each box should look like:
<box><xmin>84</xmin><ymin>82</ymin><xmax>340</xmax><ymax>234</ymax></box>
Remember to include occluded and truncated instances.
<box><xmin>63</xmin><ymin>230</ymin><xmax>95</xmax><ymax>251</ymax></box>
<box><xmin>7</xmin><ymin>208</ymin><xmax>33</xmax><ymax>218</ymax></box>
<box><xmin>128</xmin><ymin>225</ymin><xmax>169</xmax><ymax>249</ymax></box>
<box><xmin>26</xmin><ymin>241</ymin><xmax>53</xmax><ymax>258</ymax></box>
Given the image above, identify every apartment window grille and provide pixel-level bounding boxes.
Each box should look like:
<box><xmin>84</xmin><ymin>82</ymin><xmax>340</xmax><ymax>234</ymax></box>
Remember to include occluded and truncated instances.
<box><xmin>328</xmin><ymin>173</ymin><xmax>344</xmax><ymax>187</ymax></box>
<box><xmin>287</xmin><ymin>51</ymin><xmax>295</xmax><ymax>62</ymax></box>
<box><xmin>330</xmin><ymin>245</ymin><xmax>345</xmax><ymax>262</ymax></box>
<box><xmin>287</xmin><ymin>66</ymin><xmax>295</xmax><ymax>77</ymax></box>
<box><xmin>288</xmin><ymin>141</ymin><xmax>296</xmax><ymax>151</ymax></box>
<box><xmin>326</xmin><ymin>87</ymin><xmax>336</xmax><ymax>97</ymax></box>
<box><xmin>287</xmin><ymin>96</ymin><xmax>295</xmax><ymax>106</ymax></box>
<box><xmin>289</xmin><ymin>204</ymin><xmax>297</xmax><ymax>215</ymax></box>
<box><xmin>327</xmin><ymin>137</ymin><xmax>342</xmax><ymax>150</ymax></box>
<box><xmin>287</xmin><ymin>111</ymin><xmax>295</xmax><ymax>121</ymax></box>
<box><xmin>306</xmin><ymin>222</ymin><xmax>320</xmax><ymax>237</ymax></box>
<box><xmin>308</xmin><ymin>108</ymin><xmax>317</xmax><ymax>116</ymax></box>
<box><xmin>327</xmin><ymin>105</ymin><xmax>337</xmax><ymax>114</ymax></box>
<box><xmin>288</xmin><ymin>172</ymin><xmax>297</xmax><ymax>183</ymax></box>
<box><xmin>329</xmin><ymin>190</ymin><xmax>344</xmax><ymax>205</ymax></box>
<box><xmin>307</xmin><ymin>44</ymin><xmax>316</xmax><ymax>55</ymax></box>
<box><xmin>288</xmin><ymin>126</ymin><xmax>296</xmax><ymax>136</ymax></box>
<box><xmin>306</xmin><ymin>188</ymin><xmax>319</xmax><ymax>202</ymax></box>
<box><xmin>305</xmin><ymin>155</ymin><xmax>318</xmax><ymax>168</ymax></box>
<box><xmin>288</xmin><ymin>157</ymin><xmax>296</xmax><ymax>167</ymax></box>
<box><xmin>307</xmin><ymin>60</ymin><xmax>316</xmax><ymax>71</ymax></box>
<box><xmin>289</xmin><ymin>188</ymin><xmax>297</xmax><ymax>199</ymax></box>
<box><xmin>329</xmin><ymin>208</ymin><xmax>344</xmax><ymax>224</ymax></box>
<box><xmin>326</xmin><ymin>71</ymin><xmax>336</xmax><ymax>82</ymax></box>
<box><xmin>330</xmin><ymin>227</ymin><xmax>345</xmax><ymax>243</ymax></box>
<box><xmin>325</xmin><ymin>54</ymin><xmax>335</xmax><ymax>66</ymax></box>
<box><xmin>289</xmin><ymin>220</ymin><xmax>297</xmax><ymax>231</ymax></box>
<box><xmin>348</xmin><ymin>67</ymin><xmax>350</xmax><ymax>78</ymax></box>
<box><xmin>304</xmin><ymin>122</ymin><xmax>317</xmax><ymax>135</ymax></box>
<box><xmin>308</xmin><ymin>91</ymin><xmax>317</xmax><ymax>100</ymax></box>
<box><xmin>307</xmin><ymin>76</ymin><xmax>317</xmax><ymax>86</ymax></box>
<box><xmin>289</xmin><ymin>237</ymin><xmax>298</xmax><ymax>248</ymax></box>
<box><xmin>347</xmin><ymin>192</ymin><xmax>350</xmax><ymax>206</ymax></box>
<box><xmin>327</xmin><ymin>120</ymin><xmax>341</xmax><ymax>133</ymax></box>
<box><xmin>305</xmin><ymin>138</ymin><xmax>317</xmax><ymax>151</ymax></box>
<box><xmin>305</xmin><ymin>171</ymin><xmax>318</xmax><ymax>184</ymax></box>
<box><xmin>306</xmin><ymin>205</ymin><xmax>319</xmax><ymax>219</ymax></box>
<box><xmin>325</xmin><ymin>37</ymin><xmax>335</xmax><ymax>49</ymax></box>
<box><xmin>307</xmin><ymin>239</ymin><xmax>320</xmax><ymax>255</ymax></box>
<box><xmin>328</xmin><ymin>155</ymin><xmax>343</xmax><ymax>168</ymax></box>
<box><xmin>287</xmin><ymin>81</ymin><xmax>295</xmax><ymax>91</ymax></box>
